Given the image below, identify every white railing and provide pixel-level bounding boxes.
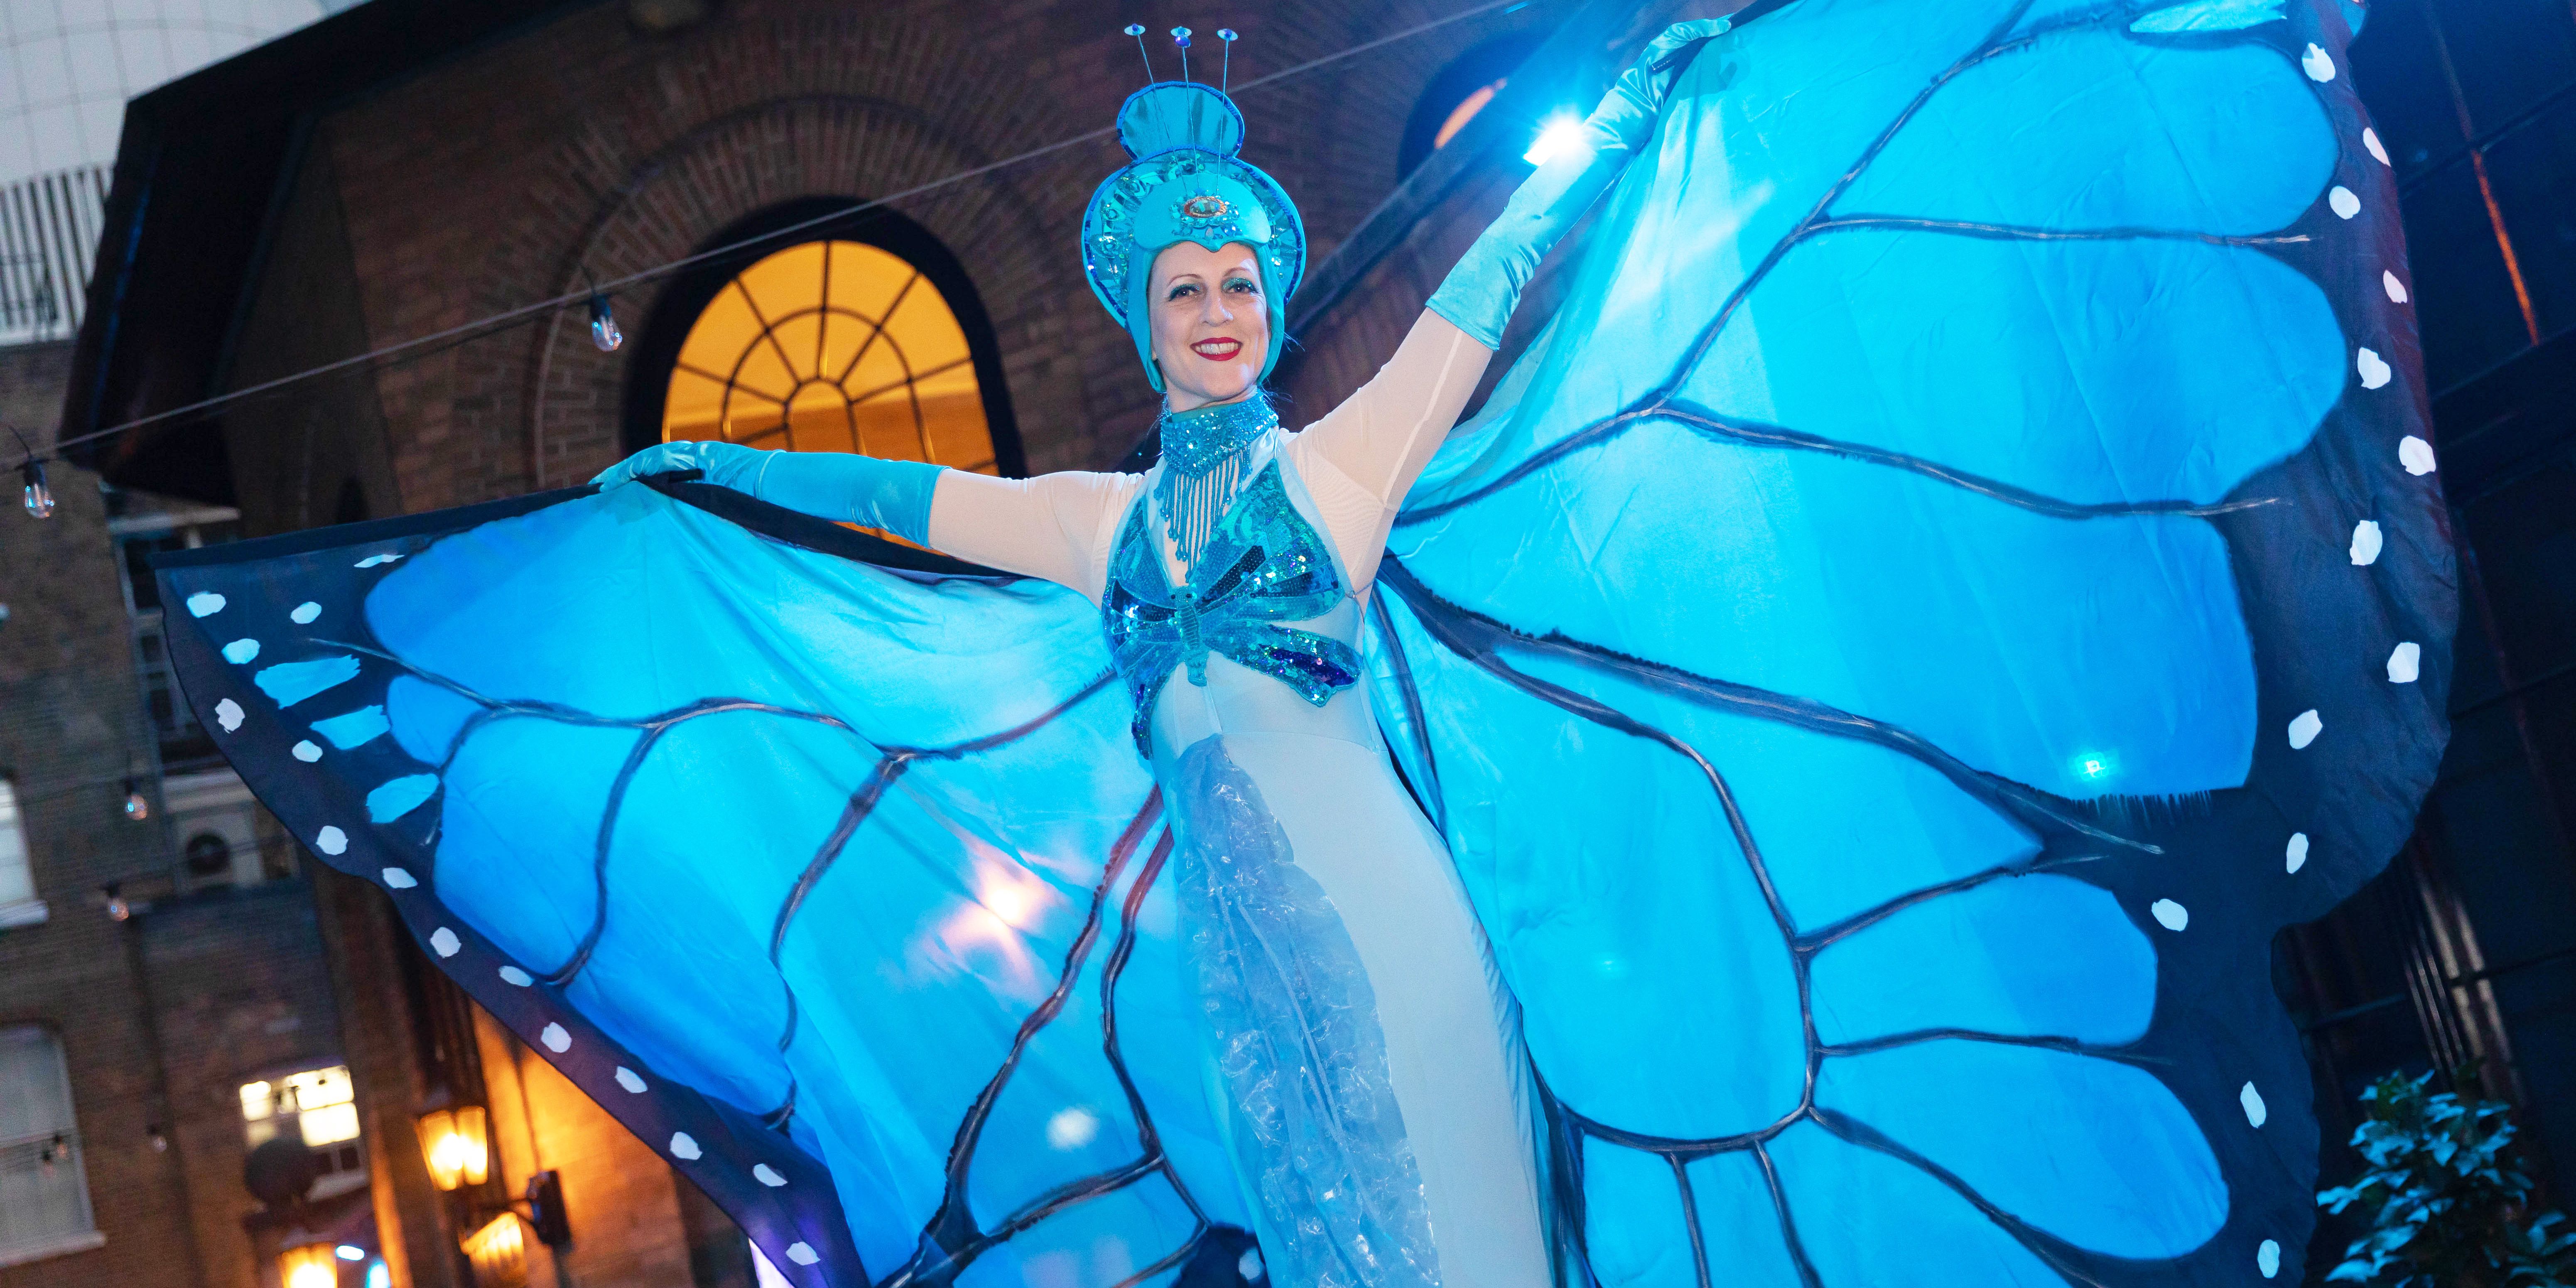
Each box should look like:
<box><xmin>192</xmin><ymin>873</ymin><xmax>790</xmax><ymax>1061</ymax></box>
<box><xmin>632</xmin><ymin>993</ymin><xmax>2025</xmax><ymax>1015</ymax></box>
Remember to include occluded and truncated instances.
<box><xmin>0</xmin><ymin>166</ymin><xmax>110</xmax><ymax>348</ymax></box>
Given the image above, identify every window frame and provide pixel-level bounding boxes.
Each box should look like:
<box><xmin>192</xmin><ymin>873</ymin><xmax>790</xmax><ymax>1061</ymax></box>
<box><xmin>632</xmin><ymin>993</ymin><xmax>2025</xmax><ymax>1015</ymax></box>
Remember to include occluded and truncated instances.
<box><xmin>0</xmin><ymin>775</ymin><xmax>44</xmax><ymax>929</ymax></box>
<box><xmin>0</xmin><ymin>1025</ymin><xmax>102</xmax><ymax>1267</ymax></box>
<box><xmin>622</xmin><ymin>201</ymin><xmax>1024</xmax><ymax>475</ymax></box>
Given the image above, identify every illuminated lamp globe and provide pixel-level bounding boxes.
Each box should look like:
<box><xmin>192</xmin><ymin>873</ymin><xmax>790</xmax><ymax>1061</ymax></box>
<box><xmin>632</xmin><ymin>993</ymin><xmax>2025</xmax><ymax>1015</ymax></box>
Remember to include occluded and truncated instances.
<box><xmin>415</xmin><ymin>1104</ymin><xmax>490</xmax><ymax>1191</ymax></box>
<box><xmin>280</xmin><ymin>1241</ymin><xmax>340</xmax><ymax>1288</ymax></box>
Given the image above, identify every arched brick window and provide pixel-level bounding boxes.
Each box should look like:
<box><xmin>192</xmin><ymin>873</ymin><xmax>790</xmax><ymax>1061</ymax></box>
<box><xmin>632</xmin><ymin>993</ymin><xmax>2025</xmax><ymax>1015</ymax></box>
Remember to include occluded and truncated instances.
<box><xmin>627</xmin><ymin>202</ymin><xmax>1023</xmax><ymax>476</ymax></box>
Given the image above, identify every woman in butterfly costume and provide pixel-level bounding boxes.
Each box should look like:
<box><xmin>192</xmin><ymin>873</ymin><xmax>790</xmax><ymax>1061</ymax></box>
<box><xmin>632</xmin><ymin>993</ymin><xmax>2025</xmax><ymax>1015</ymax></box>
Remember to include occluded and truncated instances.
<box><xmin>160</xmin><ymin>2</ymin><xmax>2453</xmax><ymax>1285</ymax></box>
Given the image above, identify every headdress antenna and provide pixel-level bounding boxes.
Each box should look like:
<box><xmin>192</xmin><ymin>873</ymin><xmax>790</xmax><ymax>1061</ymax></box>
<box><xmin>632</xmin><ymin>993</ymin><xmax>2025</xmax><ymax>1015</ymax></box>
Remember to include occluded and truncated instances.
<box><xmin>1171</xmin><ymin>27</ymin><xmax>1192</xmax><ymax>83</ymax></box>
<box><xmin>1124</xmin><ymin>24</ymin><xmax>1153</xmax><ymax>81</ymax></box>
<box><xmin>1218</xmin><ymin>28</ymin><xmax>1237</xmax><ymax>92</ymax></box>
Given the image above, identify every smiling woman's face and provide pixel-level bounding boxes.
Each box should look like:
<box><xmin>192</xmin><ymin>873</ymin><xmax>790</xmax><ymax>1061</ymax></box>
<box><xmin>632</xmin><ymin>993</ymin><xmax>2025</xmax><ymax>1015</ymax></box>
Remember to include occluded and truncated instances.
<box><xmin>1147</xmin><ymin>240</ymin><xmax>1269</xmax><ymax>411</ymax></box>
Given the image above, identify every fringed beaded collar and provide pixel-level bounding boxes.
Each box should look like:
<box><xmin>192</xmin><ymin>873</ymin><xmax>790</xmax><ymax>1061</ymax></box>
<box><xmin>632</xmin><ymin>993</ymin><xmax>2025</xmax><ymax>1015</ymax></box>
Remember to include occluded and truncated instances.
<box><xmin>1154</xmin><ymin>395</ymin><xmax>1278</xmax><ymax>570</ymax></box>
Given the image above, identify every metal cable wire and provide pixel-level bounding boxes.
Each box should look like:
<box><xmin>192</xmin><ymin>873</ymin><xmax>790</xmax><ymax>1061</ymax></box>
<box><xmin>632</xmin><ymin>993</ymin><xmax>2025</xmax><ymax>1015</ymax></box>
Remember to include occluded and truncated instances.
<box><xmin>25</xmin><ymin>0</ymin><xmax>1539</xmax><ymax>466</ymax></box>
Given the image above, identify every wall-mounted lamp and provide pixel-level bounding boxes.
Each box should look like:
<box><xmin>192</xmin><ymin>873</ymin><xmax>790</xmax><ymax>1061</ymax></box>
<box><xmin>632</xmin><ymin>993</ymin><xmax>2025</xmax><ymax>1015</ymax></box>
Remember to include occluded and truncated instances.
<box><xmin>121</xmin><ymin>775</ymin><xmax>150</xmax><ymax>822</ymax></box>
<box><xmin>279</xmin><ymin>1241</ymin><xmax>341</xmax><ymax>1288</ymax></box>
<box><xmin>457</xmin><ymin>1173</ymin><xmax>569</xmax><ymax>1286</ymax></box>
<box><xmin>415</xmin><ymin>1105</ymin><xmax>490</xmax><ymax>1192</ymax></box>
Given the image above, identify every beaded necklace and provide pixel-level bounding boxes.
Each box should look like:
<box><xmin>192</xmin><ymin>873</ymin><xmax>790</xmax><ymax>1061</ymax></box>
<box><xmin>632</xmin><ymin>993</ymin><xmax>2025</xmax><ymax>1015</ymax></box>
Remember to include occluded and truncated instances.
<box><xmin>1153</xmin><ymin>396</ymin><xmax>1278</xmax><ymax>571</ymax></box>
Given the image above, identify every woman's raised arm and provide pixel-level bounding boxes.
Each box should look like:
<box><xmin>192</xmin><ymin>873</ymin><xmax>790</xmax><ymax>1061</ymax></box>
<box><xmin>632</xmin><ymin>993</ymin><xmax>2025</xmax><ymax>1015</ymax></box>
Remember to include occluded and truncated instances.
<box><xmin>591</xmin><ymin>442</ymin><xmax>1136</xmax><ymax>601</ymax></box>
<box><xmin>1288</xmin><ymin>18</ymin><xmax>1730</xmax><ymax>584</ymax></box>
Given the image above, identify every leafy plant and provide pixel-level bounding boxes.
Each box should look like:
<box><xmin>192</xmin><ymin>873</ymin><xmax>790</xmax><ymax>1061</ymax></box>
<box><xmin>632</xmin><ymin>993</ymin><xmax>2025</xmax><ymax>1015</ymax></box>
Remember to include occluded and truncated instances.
<box><xmin>2318</xmin><ymin>1070</ymin><xmax>2576</xmax><ymax>1286</ymax></box>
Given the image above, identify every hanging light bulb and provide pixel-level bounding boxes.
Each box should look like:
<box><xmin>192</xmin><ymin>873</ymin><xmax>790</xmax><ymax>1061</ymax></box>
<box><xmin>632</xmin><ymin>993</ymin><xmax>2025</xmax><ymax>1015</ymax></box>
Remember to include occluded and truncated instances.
<box><xmin>19</xmin><ymin>458</ymin><xmax>52</xmax><ymax>519</ymax></box>
<box><xmin>588</xmin><ymin>292</ymin><xmax>623</xmax><ymax>352</ymax></box>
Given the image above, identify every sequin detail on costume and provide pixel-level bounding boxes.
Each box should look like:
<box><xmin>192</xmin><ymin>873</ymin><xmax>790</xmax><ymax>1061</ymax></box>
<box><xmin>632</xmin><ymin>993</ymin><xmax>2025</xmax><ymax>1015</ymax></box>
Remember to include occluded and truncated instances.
<box><xmin>1169</xmin><ymin>739</ymin><xmax>1440</xmax><ymax>1288</ymax></box>
<box><xmin>1104</xmin><ymin>462</ymin><xmax>1360</xmax><ymax>754</ymax></box>
<box><xmin>1156</xmin><ymin>398</ymin><xmax>1276</xmax><ymax>569</ymax></box>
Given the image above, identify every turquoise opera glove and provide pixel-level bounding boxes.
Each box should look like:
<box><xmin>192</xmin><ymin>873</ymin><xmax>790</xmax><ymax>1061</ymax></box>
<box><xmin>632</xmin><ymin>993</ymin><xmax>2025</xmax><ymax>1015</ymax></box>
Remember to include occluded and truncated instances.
<box><xmin>590</xmin><ymin>440</ymin><xmax>941</xmax><ymax>545</ymax></box>
<box><xmin>1426</xmin><ymin>17</ymin><xmax>1731</xmax><ymax>348</ymax></box>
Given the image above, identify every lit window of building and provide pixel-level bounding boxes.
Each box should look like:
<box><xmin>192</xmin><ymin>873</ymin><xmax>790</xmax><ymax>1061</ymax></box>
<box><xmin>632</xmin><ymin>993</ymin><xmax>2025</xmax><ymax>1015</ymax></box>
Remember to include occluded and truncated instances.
<box><xmin>662</xmin><ymin>239</ymin><xmax>1001</xmax><ymax>473</ymax></box>
<box><xmin>240</xmin><ymin>1065</ymin><xmax>368</xmax><ymax>1197</ymax></box>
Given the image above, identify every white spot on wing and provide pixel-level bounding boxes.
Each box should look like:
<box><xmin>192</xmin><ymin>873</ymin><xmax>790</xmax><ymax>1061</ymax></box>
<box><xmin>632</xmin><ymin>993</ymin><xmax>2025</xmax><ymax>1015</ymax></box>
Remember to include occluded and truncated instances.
<box><xmin>291</xmin><ymin>602</ymin><xmax>321</xmax><ymax>625</ymax></box>
<box><xmin>185</xmin><ymin>592</ymin><xmax>226</xmax><ymax>618</ymax></box>
<box><xmin>2350</xmin><ymin>520</ymin><xmax>2382</xmax><ymax>565</ymax></box>
<box><xmin>353</xmin><ymin>553</ymin><xmax>403</xmax><ymax>568</ymax></box>
<box><xmin>292</xmin><ymin>740</ymin><xmax>322</xmax><ymax>762</ymax></box>
<box><xmin>2328</xmin><ymin>185</ymin><xmax>2360</xmax><ymax>219</ymax></box>
<box><xmin>2151</xmin><ymin>898</ymin><xmax>2189</xmax><ymax>931</ymax></box>
<box><xmin>2358</xmin><ymin>348</ymin><xmax>2392</xmax><ymax>389</ymax></box>
<box><xmin>2289</xmin><ymin>709</ymin><xmax>2323</xmax><ymax>749</ymax></box>
<box><xmin>2287</xmin><ymin>832</ymin><xmax>2309</xmax><ymax>874</ymax></box>
<box><xmin>500</xmin><ymin>966</ymin><xmax>533</xmax><ymax>986</ymax></box>
<box><xmin>2400</xmin><ymin>436</ymin><xmax>2436</xmax><ymax>475</ymax></box>
<box><xmin>2260</xmin><ymin>1238</ymin><xmax>2282</xmax><ymax>1278</ymax></box>
<box><xmin>216</xmin><ymin>699</ymin><xmax>245</xmax><ymax>732</ymax></box>
<box><xmin>431</xmin><ymin>927</ymin><xmax>461</xmax><ymax>957</ymax></box>
<box><xmin>786</xmin><ymin>1244</ymin><xmax>819</xmax><ymax>1266</ymax></box>
<box><xmin>2302</xmin><ymin>42</ymin><xmax>2334</xmax><ymax>81</ymax></box>
<box><xmin>541</xmin><ymin>1023</ymin><xmax>570</xmax><ymax>1053</ymax></box>
<box><xmin>670</xmin><ymin>1132</ymin><xmax>702</xmax><ymax>1160</ymax></box>
<box><xmin>2364</xmin><ymin>127</ymin><xmax>2390</xmax><ymax>165</ymax></box>
<box><xmin>753</xmin><ymin>1163</ymin><xmax>787</xmax><ymax>1187</ymax></box>
<box><xmin>316</xmin><ymin>826</ymin><xmax>348</xmax><ymax>856</ymax></box>
<box><xmin>615</xmin><ymin>1067</ymin><xmax>647</xmax><ymax>1093</ymax></box>
<box><xmin>382</xmin><ymin>867</ymin><xmax>417</xmax><ymax>888</ymax></box>
<box><xmin>1046</xmin><ymin>1107</ymin><xmax>1100</xmax><ymax>1150</ymax></box>
<box><xmin>222</xmin><ymin>639</ymin><xmax>261</xmax><ymax>664</ymax></box>
<box><xmin>2241</xmin><ymin>1081</ymin><xmax>2269</xmax><ymax>1127</ymax></box>
<box><xmin>2388</xmin><ymin>641</ymin><xmax>2421</xmax><ymax>683</ymax></box>
<box><xmin>2384</xmin><ymin>270</ymin><xmax>2408</xmax><ymax>303</ymax></box>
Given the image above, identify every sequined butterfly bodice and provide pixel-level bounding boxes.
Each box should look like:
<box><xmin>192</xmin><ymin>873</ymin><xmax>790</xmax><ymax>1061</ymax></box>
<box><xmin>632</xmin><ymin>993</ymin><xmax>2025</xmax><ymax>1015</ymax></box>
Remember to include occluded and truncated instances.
<box><xmin>1102</xmin><ymin>461</ymin><xmax>1363</xmax><ymax>754</ymax></box>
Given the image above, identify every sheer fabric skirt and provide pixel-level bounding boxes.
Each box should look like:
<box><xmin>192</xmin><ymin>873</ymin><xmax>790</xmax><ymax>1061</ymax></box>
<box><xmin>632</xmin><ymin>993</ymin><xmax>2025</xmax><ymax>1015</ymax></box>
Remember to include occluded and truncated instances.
<box><xmin>1165</xmin><ymin>729</ymin><xmax>1551</xmax><ymax>1288</ymax></box>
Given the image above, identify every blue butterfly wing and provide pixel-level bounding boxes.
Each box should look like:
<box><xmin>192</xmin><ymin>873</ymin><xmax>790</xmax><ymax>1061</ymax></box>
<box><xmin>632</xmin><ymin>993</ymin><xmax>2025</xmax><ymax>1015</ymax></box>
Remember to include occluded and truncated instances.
<box><xmin>1369</xmin><ymin>0</ymin><xmax>2449</xmax><ymax>1283</ymax></box>
<box><xmin>159</xmin><ymin>482</ymin><xmax>1248</xmax><ymax>1284</ymax></box>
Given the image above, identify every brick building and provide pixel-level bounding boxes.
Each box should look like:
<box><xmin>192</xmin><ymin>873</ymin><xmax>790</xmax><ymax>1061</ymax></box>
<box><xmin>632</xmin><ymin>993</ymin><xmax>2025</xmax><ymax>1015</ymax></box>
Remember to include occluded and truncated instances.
<box><xmin>1</xmin><ymin>338</ymin><xmax>362</xmax><ymax>1288</ymax></box>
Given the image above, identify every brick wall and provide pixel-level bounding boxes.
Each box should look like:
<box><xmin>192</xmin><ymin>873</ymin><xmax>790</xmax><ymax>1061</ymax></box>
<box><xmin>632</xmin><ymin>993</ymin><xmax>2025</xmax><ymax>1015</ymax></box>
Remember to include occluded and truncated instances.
<box><xmin>0</xmin><ymin>341</ymin><xmax>201</xmax><ymax>1288</ymax></box>
<box><xmin>1</xmin><ymin>343</ymin><xmax>365</xmax><ymax>1288</ymax></box>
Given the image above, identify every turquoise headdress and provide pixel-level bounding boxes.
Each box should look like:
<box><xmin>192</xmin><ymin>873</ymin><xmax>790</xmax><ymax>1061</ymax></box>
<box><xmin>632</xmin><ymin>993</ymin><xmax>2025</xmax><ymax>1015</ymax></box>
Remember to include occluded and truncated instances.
<box><xmin>1082</xmin><ymin>27</ymin><xmax>1306</xmax><ymax>392</ymax></box>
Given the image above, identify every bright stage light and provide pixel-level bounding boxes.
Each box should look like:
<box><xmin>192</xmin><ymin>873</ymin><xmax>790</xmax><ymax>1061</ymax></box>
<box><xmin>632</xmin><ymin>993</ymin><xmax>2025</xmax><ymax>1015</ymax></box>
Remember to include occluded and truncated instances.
<box><xmin>1525</xmin><ymin>115</ymin><xmax>1589</xmax><ymax>166</ymax></box>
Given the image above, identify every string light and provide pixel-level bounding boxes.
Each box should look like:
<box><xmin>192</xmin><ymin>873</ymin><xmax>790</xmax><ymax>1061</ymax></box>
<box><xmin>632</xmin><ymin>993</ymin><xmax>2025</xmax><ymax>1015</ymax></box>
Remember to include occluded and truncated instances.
<box><xmin>9</xmin><ymin>426</ymin><xmax>47</xmax><ymax>520</ymax></box>
<box><xmin>32</xmin><ymin>0</ymin><xmax>1532</xmax><ymax>471</ymax></box>
<box><xmin>588</xmin><ymin>294</ymin><xmax>623</xmax><ymax>352</ymax></box>
<box><xmin>18</xmin><ymin>458</ymin><xmax>49</xmax><ymax>520</ymax></box>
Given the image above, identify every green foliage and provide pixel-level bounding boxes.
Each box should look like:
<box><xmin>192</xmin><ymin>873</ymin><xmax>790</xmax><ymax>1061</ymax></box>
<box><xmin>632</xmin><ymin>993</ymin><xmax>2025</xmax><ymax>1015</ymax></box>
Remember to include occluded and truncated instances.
<box><xmin>2317</xmin><ymin>1070</ymin><xmax>2576</xmax><ymax>1287</ymax></box>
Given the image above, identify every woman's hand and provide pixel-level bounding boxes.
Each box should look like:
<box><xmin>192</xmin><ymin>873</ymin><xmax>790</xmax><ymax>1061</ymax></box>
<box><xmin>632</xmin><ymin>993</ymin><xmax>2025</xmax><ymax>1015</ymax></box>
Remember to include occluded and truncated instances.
<box><xmin>1594</xmin><ymin>20</ymin><xmax>1731</xmax><ymax>147</ymax></box>
<box><xmin>590</xmin><ymin>440</ymin><xmax>756</xmax><ymax>492</ymax></box>
<box><xmin>1425</xmin><ymin>17</ymin><xmax>1731</xmax><ymax>350</ymax></box>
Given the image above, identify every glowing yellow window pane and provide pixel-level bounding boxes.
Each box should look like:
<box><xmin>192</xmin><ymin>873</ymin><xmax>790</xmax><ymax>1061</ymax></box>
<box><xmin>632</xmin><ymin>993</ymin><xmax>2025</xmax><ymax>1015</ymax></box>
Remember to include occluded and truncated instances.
<box><xmin>665</xmin><ymin>240</ymin><xmax>996</xmax><ymax>473</ymax></box>
<box><xmin>299</xmin><ymin>1102</ymin><xmax>362</xmax><ymax>1146</ymax></box>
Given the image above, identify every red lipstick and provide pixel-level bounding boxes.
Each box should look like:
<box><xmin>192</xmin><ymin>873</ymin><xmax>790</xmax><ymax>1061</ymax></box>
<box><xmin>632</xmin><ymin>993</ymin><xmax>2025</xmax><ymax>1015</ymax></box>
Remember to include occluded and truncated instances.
<box><xmin>1191</xmin><ymin>338</ymin><xmax>1244</xmax><ymax>360</ymax></box>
